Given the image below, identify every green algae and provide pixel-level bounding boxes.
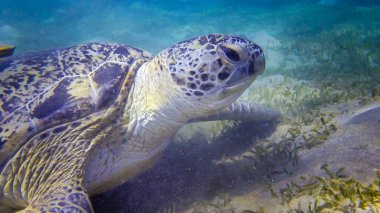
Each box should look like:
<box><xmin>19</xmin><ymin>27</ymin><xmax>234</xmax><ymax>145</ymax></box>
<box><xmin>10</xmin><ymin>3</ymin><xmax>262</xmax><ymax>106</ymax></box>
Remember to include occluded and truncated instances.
<box><xmin>278</xmin><ymin>164</ymin><xmax>380</xmax><ymax>212</ymax></box>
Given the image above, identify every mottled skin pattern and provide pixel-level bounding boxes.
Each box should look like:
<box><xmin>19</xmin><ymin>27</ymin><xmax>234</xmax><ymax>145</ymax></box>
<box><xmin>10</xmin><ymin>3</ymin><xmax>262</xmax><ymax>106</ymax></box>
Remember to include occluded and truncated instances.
<box><xmin>0</xmin><ymin>35</ymin><xmax>280</xmax><ymax>212</ymax></box>
<box><xmin>0</xmin><ymin>43</ymin><xmax>152</xmax><ymax>169</ymax></box>
<box><xmin>167</xmin><ymin>35</ymin><xmax>264</xmax><ymax>97</ymax></box>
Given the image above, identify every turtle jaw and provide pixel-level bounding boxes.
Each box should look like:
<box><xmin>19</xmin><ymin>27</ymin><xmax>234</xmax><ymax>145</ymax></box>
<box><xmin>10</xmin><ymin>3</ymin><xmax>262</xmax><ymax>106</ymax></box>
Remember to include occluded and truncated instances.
<box><xmin>214</xmin><ymin>77</ymin><xmax>254</xmax><ymax>101</ymax></box>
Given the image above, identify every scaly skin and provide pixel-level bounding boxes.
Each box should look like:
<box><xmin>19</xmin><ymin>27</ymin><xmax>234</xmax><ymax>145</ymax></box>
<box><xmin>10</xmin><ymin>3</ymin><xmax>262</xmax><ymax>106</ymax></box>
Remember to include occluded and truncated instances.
<box><xmin>0</xmin><ymin>34</ymin><xmax>279</xmax><ymax>212</ymax></box>
<box><xmin>0</xmin><ymin>59</ymin><xmax>143</xmax><ymax>212</ymax></box>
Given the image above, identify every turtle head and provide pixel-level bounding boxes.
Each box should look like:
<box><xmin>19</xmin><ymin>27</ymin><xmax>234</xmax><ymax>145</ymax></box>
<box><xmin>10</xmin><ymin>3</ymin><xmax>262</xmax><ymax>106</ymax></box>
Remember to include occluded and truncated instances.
<box><xmin>160</xmin><ymin>34</ymin><xmax>265</xmax><ymax>116</ymax></box>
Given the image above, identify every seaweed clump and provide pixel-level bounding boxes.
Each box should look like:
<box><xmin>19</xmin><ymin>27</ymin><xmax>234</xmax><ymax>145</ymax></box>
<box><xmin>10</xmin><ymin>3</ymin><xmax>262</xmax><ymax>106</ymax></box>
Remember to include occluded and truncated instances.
<box><xmin>271</xmin><ymin>23</ymin><xmax>380</xmax><ymax>106</ymax></box>
<box><xmin>277</xmin><ymin>164</ymin><xmax>380</xmax><ymax>212</ymax></box>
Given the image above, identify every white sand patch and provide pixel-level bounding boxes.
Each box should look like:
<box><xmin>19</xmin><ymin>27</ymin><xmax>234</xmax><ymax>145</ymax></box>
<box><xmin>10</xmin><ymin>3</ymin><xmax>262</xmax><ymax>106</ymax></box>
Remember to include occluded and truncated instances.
<box><xmin>266</xmin><ymin>49</ymin><xmax>285</xmax><ymax>70</ymax></box>
<box><xmin>0</xmin><ymin>24</ymin><xmax>20</xmax><ymax>38</ymax></box>
<box><xmin>0</xmin><ymin>24</ymin><xmax>21</xmax><ymax>45</ymax></box>
<box><xmin>250</xmin><ymin>31</ymin><xmax>286</xmax><ymax>70</ymax></box>
<box><xmin>251</xmin><ymin>30</ymin><xmax>281</xmax><ymax>49</ymax></box>
<box><xmin>43</xmin><ymin>17</ymin><xmax>56</xmax><ymax>24</ymax></box>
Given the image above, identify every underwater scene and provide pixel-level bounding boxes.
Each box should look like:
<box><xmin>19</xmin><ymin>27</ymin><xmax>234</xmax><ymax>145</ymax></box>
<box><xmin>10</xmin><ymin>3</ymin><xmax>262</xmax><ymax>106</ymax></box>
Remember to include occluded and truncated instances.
<box><xmin>0</xmin><ymin>0</ymin><xmax>380</xmax><ymax>212</ymax></box>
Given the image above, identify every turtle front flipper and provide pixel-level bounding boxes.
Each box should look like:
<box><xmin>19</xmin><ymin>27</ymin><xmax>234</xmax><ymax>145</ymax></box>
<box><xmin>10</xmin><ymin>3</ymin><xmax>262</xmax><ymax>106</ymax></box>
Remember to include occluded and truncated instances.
<box><xmin>189</xmin><ymin>102</ymin><xmax>282</xmax><ymax>123</ymax></box>
<box><xmin>0</xmin><ymin>122</ymin><xmax>96</xmax><ymax>213</ymax></box>
<box><xmin>18</xmin><ymin>182</ymin><xmax>93</xmax><ymax>213</ymax></box>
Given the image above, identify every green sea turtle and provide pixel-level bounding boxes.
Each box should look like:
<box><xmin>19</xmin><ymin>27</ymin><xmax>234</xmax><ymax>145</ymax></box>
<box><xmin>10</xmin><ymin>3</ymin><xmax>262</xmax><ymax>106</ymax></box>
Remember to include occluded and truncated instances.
<box><xmin>0</xmin><ymin>34</ymin><xmax>280</xmax><ymax>212</ymax></box>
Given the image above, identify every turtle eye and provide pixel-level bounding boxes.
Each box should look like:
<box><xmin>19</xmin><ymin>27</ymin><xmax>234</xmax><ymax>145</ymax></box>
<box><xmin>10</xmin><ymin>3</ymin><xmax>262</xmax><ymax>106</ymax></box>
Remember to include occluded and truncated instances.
<box><xmin>220</xmin><ymin>46</ymin><xmax>240</xmax><ymax>62</ymax></box>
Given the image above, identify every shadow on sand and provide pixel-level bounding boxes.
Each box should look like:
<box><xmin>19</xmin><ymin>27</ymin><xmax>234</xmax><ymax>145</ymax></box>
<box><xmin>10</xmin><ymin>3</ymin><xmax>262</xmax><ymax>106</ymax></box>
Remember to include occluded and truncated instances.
<box><xmin>92</xmin><ymin>120</ymin><xmax>282</xmax><ymax>212</ymax></box>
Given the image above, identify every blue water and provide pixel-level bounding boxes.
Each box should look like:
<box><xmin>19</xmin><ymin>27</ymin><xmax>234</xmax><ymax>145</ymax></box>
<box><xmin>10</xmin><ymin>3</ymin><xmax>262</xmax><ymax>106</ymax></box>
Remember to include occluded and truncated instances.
<box><xmin>1</xmin><ymin>0</ymin><xmax>379</xmax><ymax>54</ymax></box>
<box><xmin>1</xmin><ymin>0</ymin><xmax>380</xmax><ymax>212</ymax></box>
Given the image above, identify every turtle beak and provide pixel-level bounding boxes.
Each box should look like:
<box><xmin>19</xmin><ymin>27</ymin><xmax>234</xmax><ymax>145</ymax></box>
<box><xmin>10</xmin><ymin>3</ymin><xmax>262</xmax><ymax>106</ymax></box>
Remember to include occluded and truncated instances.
<box><xmin>215</xmin><ymin>78</ymin><xmax>252</xmax><ymax>100</ymax></box>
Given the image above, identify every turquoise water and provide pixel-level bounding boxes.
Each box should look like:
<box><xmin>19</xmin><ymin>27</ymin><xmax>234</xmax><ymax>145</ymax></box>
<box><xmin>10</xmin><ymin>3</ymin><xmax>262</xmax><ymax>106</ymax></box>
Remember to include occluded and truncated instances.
<box><xmin>1</xmin><ymin>0</ymin><xmax>379</xmax><ymax>54</ymax></box>
<box><xmin>1</xmin><ymin>0</ymin><xmax>380</xmax><ymax>212</ymax></box>
<box><xmin>1</xmin><ymin>0</ymin><xmax>379</xmax><ymax>81</ymax></box>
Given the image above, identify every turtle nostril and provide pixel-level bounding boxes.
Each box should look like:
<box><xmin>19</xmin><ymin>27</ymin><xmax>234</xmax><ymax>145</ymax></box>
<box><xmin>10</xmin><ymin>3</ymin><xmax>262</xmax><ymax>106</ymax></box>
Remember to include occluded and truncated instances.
<box><xmin>218</xmin><ymin>72</ymin><xmax>230</xmax><ymax>80</ymax></box>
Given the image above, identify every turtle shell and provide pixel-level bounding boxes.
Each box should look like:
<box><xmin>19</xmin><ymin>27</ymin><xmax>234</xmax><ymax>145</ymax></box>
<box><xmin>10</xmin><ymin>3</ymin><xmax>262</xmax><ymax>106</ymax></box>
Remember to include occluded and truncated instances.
<box><xmin>0</xmin><ymin>43</ymin><xmax>153</xmax><ymax>168</ymax></box>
